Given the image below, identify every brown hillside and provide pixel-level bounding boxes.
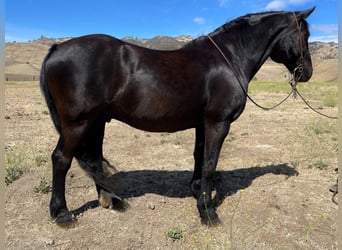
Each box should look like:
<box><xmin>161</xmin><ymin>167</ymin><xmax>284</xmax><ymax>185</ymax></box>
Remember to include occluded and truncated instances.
<box><xmin>5</xmin><ymin>36</ymin><xmax>338</xmax><ymax>82</ymax></box>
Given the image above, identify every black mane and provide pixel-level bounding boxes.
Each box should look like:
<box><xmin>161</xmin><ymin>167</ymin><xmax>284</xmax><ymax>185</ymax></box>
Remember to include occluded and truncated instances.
<box><xmin>209</xmin><ymin>11</ymin><xmax>287</xmax><ymax>35</ymax></box>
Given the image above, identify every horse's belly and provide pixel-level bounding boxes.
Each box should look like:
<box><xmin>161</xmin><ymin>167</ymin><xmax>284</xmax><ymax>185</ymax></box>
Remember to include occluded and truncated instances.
<box><xmin>107</xmin><ymin>82</ymin><xmax>203</xmax><ymax>132</ymax></box>
<box><xmin>108</xmin><ymin>103</ymin><xmax>199</xmax><ymax>132</ymax></box>
<box><xmin>111</xmin><ymin>115</ymin><xmax>197</xmax><ymax>133</ymax></box>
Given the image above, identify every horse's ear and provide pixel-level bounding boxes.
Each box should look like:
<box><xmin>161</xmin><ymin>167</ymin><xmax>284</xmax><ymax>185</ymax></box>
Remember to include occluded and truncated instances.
<box><xmin>296</xmin><ymin>6</ymin><xmax>316</xmax><ymax>19</ymax></box>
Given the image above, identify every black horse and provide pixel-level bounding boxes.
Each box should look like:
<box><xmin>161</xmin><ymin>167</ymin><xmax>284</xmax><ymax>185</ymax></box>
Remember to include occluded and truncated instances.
<box><xmin>40</xmin><ymin>7</ymin><xmax>315</xmax><ymax>225</ymax></box>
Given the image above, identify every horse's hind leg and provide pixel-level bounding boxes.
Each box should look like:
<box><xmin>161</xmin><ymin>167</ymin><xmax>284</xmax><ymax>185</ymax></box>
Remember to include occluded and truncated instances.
<box><xmin>50</xmin><ymin>123</ymin><xmax>88</xmax><ymax>223</ymax></box>
<box><xmin>75</xmin><ymin>119</ymin><xmax>106</xmax><ymax>181</ymax></box>
<box><xmin>74</xmin><ymin>119</ymin><xmax>119</xmax><ymax>208</ymax></box>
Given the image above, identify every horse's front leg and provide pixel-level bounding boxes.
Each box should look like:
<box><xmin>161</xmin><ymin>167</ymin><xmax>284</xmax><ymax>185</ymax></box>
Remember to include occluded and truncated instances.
<box><xmin>191</xmin><ymin>124</ymin><xmax>205</xmax><ymax>198</ymax></box>
<box><xmin>197</xmin><ymin>120</ymin><xmax>230</xmax><ymax>225</ymax></box>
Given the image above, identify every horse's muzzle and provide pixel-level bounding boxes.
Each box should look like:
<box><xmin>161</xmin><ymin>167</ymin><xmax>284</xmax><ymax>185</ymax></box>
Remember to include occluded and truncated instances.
<box><xmin>294</xmin><ymin>64</ymin><xmax>312</xmax><ymax>82</ymax></box>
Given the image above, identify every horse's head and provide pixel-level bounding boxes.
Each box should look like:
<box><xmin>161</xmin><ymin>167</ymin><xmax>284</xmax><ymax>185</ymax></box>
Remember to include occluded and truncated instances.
<box><xmin>270</xmin><ymin>7</ymin><xmax>315</xmax><ymax>82</ymax></box>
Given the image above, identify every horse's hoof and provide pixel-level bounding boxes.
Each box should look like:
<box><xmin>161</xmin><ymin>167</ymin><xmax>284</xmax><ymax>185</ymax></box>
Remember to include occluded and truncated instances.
<box><xmin>200</xmin><ymin>208</ymin><xmax>220</xmax><ymax>227</ymax></box>
<box><xmin>99</xmin><ymin>189</ymin><xmax>122</xmax><ymax>209</ymax></box>
<box><xmin>54</xmin><ymin>209</ymin><xmax>75</xmax><ymax>224</ymax></box>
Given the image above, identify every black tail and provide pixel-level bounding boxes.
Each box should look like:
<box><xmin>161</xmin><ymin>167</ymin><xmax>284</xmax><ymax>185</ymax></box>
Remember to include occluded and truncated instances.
<box><xmin>40</xmin><ymin>44</ymin><xmax>61</xmax><ymax>134</ymax></box>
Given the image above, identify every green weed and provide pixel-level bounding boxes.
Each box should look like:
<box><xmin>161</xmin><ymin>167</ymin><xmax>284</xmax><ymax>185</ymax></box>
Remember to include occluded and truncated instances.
<box><xmin>167</xmin><ymin>227</ymin><xmax>183</xmax><ymax>240</ymax></box>
<box><xmin>5</xmin><ymin>147</ymin><xmax>50</xmax><ymax>184</ymax></box>
<box><xmin>34</xmin><ymin>178</ymin><xmax>51</xmax><ymax>193</ymax></box>
<box><xmin>225</xmin><ymin>131</ymin><xmax>235</xmax><ymax>142</ymax></box>
<box><xmin>249</xmin><ymin>81</ymin><xmax>291</xmax><ymax>93</ymax></box>
<box><xmin>290</xmin><ymin>160</ymin><xmax>300</xmax><ymax>169</ymax></box>
<box><xmin>35</xmin><ymin>154</ymin><xmax>48</xmax><ymax>167</ymax></box>
<box><xmin>288</xmin><ymin>118</ymin><xmax>338</xmax><ymax>169</ymax></box>
<box><xmin>322</xmin><ymin>89</ymin><xmax>338</xmax><ymax>107</ymax></box>
<box><xmin>309</xmin><ymin>159</ymin><xmax>329</xmax><ymax>170</ymax></box>
<box><xmin>5</xmin><ymin>150</ymin><xmax>26</xmax><ymax>185</ymax></box>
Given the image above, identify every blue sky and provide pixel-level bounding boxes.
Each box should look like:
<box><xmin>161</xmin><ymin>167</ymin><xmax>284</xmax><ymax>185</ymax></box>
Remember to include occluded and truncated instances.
<box><xmin>5</xmin><ymin>0</ymin><xmax>338</xmax><ymax>43</ymax></box>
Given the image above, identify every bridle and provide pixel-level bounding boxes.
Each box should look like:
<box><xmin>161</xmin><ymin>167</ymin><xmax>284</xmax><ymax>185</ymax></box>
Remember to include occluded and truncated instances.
<box><xmin>290</xmin><ymin>12</ymin><xmax>305</xmax><ymax>93</ymax></box>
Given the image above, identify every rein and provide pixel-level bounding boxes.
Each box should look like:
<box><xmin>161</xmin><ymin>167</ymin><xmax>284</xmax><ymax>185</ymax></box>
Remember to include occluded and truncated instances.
<box><xmin>291</xmin><ymin>12</ymin><xmax>337</xmax><ymax>120</ymax></box>
<box><xmin>207</xmin><ymin>14</ymin><xmax>338</xmax><ymax>119</ymax></box>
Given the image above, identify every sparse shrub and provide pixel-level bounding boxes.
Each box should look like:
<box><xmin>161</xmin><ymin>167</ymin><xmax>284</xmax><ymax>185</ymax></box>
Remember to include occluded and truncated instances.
<box><xmin>167</xmin><ymin>228</ymin><xmax>183</xmax><ymax>240</ymax></box>
<box><xmin>5</xmin><ymin>150</ymin><xmax>26</xmax><ymax>185</ymax></box>
<box><xmin>225</xmin><ymin>131</ymin><xmax>235</xmax><ymax>142</ymax></box>
<box><xmin>322</xmin><ymin>90</ymin><xmax>338</xmax><ymax>107</ymax></box>
<box><xmin>306</xmin><ymin>119</ymin><xmax>336</xmax><ymax>136</ymax></box>
<box><xmin>309</xmin><ymin>159</ymin><xmax>328</xmax><ymax>170</ymax></box>
<box><xmin>160</xmin><ymin>133</ymin><xmax>170</xmax><ymax>144</ymax></box>
<box><xmin>291</xmin><ymin>160</ymin><xmax>300</xmax><ymax>168</ymax></box>
<box><xmin>35</xmin><ymin>154</ymin><xmax>48</xmax><ymax>167</ymax></box>
<box><xmin>34</xmin><ymin>178</ymin><xmax>51</xmax><ymax>193</ymax></box>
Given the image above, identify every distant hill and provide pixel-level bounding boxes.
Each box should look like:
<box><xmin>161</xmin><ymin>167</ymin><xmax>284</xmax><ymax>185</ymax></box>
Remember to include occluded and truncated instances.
<box><xmin>5</xmin><ymin>35</ymin><xmax>338</xmax><ymax>82</ymax></box>
<box><xmin>122</xmin><ymin>35</ymin><xmax>193</xmax><ymax>50</ymax></box>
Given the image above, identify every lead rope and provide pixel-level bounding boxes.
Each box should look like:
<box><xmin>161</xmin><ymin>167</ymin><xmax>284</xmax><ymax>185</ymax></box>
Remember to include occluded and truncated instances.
<box><xmin>291</xmin><ymin>13</ymin><xmax>337</xmax><ymax>120</ymax></box>
<box><xmin>289</xmin><ymin>69</ymin><xmax>337</xmax><ymax>119</ymax></box>
<box><xmin>294</xmin><ymin>89</ymin><xmax>338</xmax><ymax>119</ymax></box>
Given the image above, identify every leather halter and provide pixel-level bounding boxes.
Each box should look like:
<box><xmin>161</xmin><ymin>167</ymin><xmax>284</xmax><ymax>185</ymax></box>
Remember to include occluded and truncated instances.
<box><xmin>292</xmin><ymin>12</ymin><xmax>305</xmax><ymax>81</ymax></box>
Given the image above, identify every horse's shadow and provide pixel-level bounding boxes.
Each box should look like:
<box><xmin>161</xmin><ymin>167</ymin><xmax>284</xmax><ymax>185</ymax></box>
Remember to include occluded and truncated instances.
<box><xmin>71</xmin><ymin>163</ymin><xmax>298</xmax><ymax>216</ymax></box>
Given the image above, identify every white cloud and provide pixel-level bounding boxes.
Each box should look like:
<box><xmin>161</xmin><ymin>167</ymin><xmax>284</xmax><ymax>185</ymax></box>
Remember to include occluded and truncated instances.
<box><xmin>265</xmin><ymin>1</ymin><xmax>286</xmax><ymax>10</ymax></box>
<box><xmin>218</xmin><ymin>0</ymin><xmax>230</xmax><ymax>7</ymax></box>
<box><xmin>311</xmin><ymin>24</ymin><xmax>338</xmax><ymax>35</ymax></box>
<box><xmin>262</xmin><ymin>2</ymin><xmax>338</xmax><ymax>43</ymax></box>
<box><xmin>309</xmin><ymin>35</ymin><xmax>338</xmax><ymax>43</ymax></box>
<box><xmin>265</xmin><ymin>0</ymin><xmax>313</xmax><ymax>11</ymax></box>
<box><xmin>193</xmin><ymin>17</ymin><xmax>205</xmax><ymax>25</ymax></box>
<box><xmin>309</xmin><ymin>24</ymin><xmax>338</xmax><ymax>43</ymax></box>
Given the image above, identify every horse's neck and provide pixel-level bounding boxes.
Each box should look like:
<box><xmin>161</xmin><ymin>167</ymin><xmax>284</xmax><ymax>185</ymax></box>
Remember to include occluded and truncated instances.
<box><xmin>211</xmin><ymin>19</ymin><xmax>288</xmax><ymax>83</ymax></box>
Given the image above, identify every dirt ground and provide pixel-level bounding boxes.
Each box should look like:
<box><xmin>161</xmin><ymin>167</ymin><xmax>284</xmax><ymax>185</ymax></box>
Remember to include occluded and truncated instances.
<box><xmin>5</xmin><ymin>81</ymin><xmax>338</xmax><ymax>249</ymax></box>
